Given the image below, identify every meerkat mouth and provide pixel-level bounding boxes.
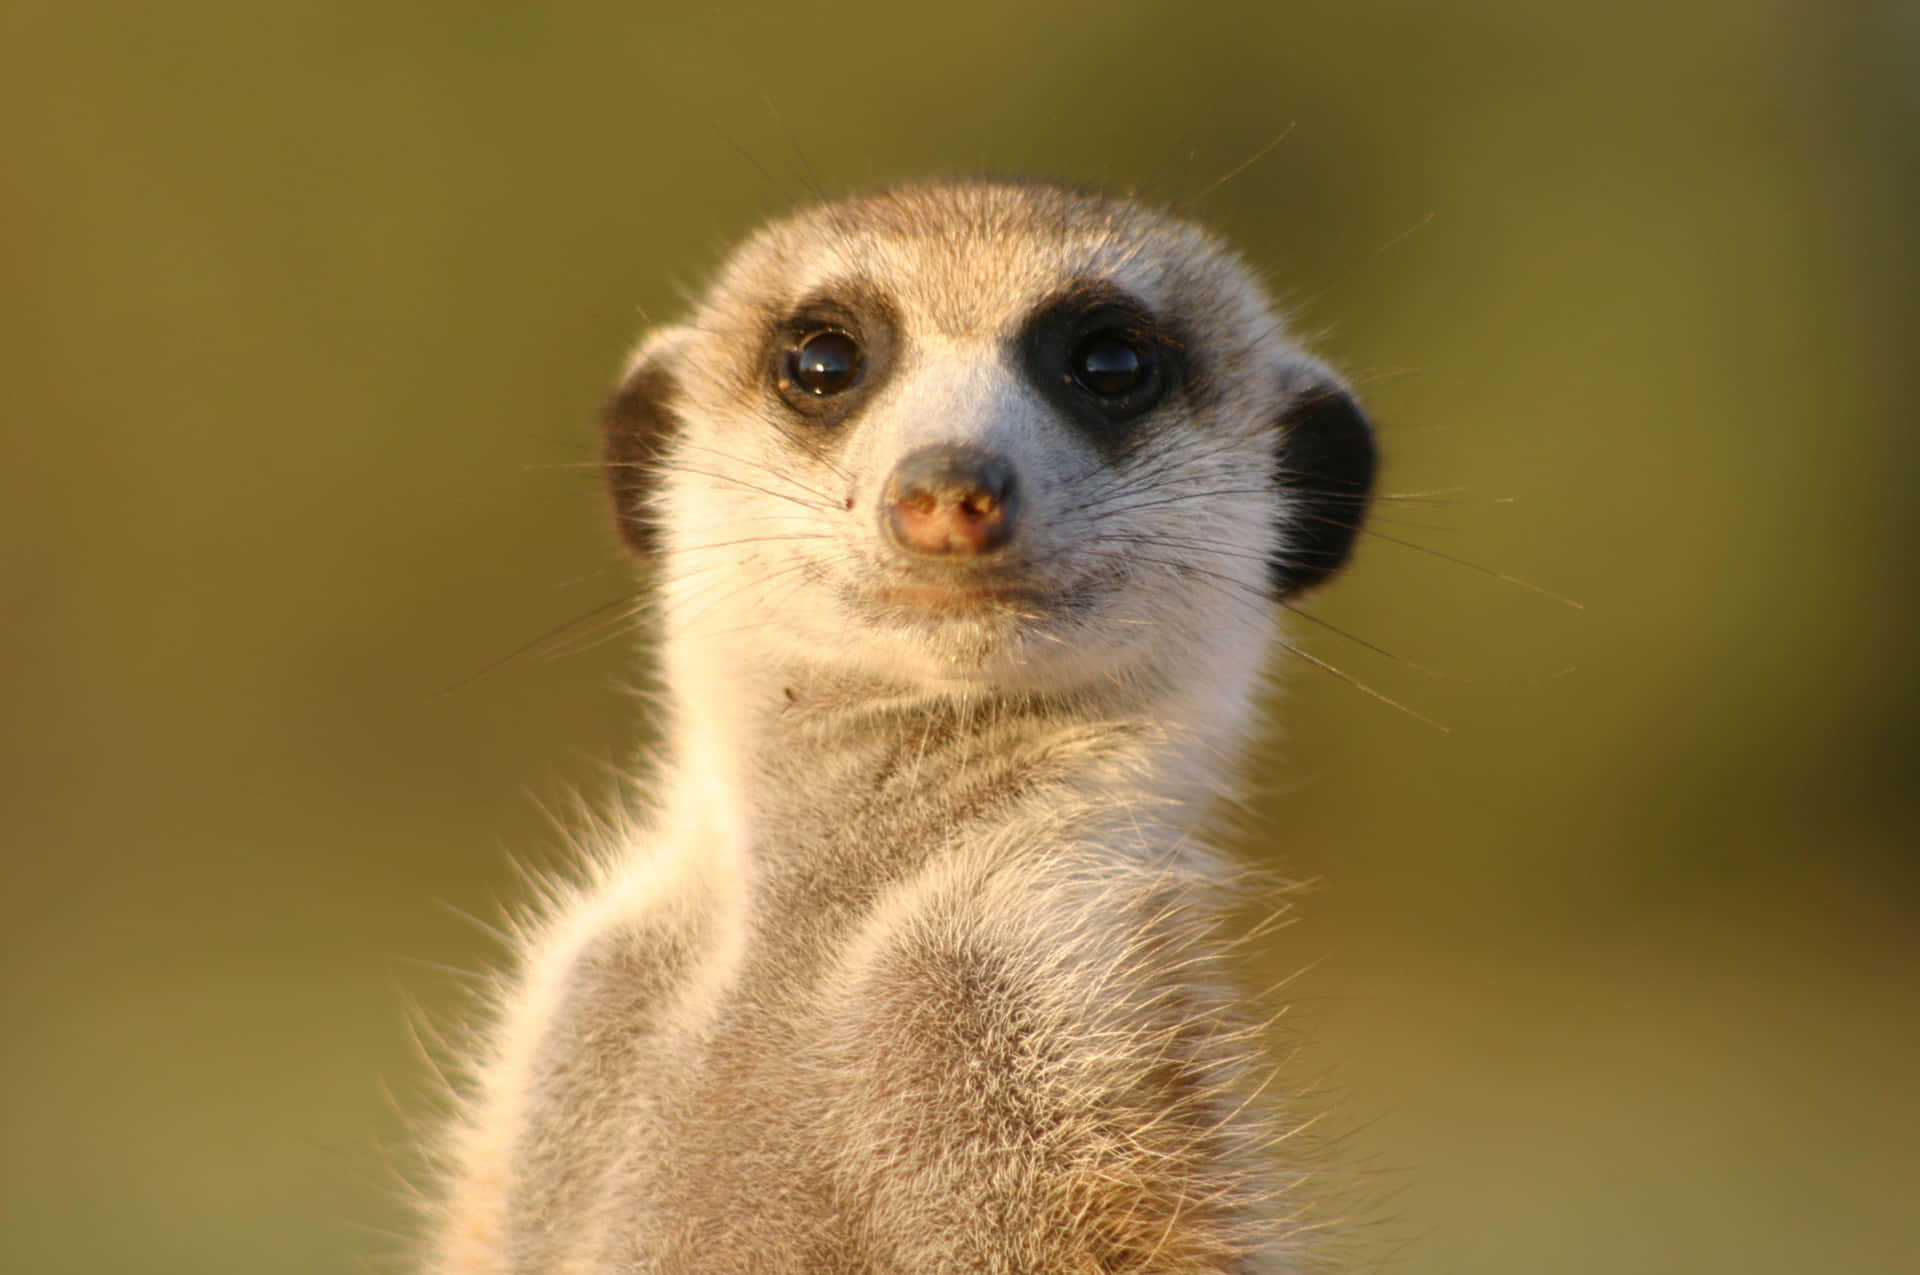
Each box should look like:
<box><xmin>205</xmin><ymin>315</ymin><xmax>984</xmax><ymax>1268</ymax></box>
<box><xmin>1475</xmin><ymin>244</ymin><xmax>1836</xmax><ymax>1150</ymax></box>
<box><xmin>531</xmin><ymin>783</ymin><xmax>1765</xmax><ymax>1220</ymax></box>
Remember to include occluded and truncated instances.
<box><xmin>870</xmin><ymin>580</ymin><xmax>1040</xmax><ymax>615</ymax></box>
<box><xmin>845</xmin><ymin>560</ymin><xmax>1117</xmax><ymax>633</ymax></box>
<box><xmin>855</xmin><ymin>561</ymin><xmax>1044</xmax><ymax>614</ymax></box>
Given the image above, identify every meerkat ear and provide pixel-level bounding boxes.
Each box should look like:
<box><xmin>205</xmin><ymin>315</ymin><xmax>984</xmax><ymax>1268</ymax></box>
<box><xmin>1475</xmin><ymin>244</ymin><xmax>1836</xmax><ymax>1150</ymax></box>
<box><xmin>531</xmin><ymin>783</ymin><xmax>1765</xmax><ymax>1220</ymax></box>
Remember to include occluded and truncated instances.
<box><xmin>1269</xmin><ymin>361</ymin><xmax>1377</xmax><ymax>598</ymax></box>
<box><xmin>601</xmin><ymin>328</ymin><xmax>694</xmax><ymax>559</ymax></box>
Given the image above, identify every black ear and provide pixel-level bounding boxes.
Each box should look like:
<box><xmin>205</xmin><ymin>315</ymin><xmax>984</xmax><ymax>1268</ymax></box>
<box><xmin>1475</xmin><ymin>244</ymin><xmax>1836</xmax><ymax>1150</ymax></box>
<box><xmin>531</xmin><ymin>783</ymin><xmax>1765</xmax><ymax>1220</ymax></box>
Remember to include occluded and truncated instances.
<box><xmin>601</xmin><ymin>337</ymin><xmax>686</xmax><ymax>559</ymax></box>
<box><xmin>1269</xmin><ymin>374</ymin><xmax>1376</xmax><ymax>598</ymax></box>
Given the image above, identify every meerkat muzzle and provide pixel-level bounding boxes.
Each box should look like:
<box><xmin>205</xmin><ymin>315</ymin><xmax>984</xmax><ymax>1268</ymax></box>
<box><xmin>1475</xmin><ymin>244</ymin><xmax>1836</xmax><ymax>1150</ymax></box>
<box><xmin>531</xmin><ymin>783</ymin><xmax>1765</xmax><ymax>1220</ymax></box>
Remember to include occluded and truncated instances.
<box><xmin>882</xmin><ymin>444</ymin><xmax>1020</xmax><ymax>557</ymax></box>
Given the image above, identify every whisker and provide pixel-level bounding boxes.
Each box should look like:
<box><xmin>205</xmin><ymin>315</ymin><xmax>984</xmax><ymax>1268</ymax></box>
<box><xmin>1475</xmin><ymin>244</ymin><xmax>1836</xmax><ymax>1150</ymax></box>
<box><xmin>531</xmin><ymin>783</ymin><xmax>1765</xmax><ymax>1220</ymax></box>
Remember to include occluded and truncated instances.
<box><xmin>1279</xmin><ymin>602</ymin><xmax>1468</xmax><ymax>682</ymax></box>
<box><xmin>665</xmin><ymin>561</ymin><xmax>829</xmax><ymax>642</ymax></box>
<box><xmin>429</xmin><ymin>595</ymin><xmax>641</xmax><ymax>697</ymax></box>
<box><xmin>661</xmin><ymin>557</ymin><xmax>826</xmax><ymax>636</ymax></box>
<box><xmin>673</xmin><ymin>531</ymin><xmax>836</xmax><ymax>555</ymax></box>
<box><xmin>1296</xmin><ymin>211</ymin><xmax>1438</xmax><ymax>310</ymax></box>
<box><xmin>1081</xmin><ymin>486</ymin><xmax>1281</xmax><ymax>518</ymax></box>
<box><xmin>1078</xmin><ymin>545</ymin><xmax>1451</xmax><ymax>728</ymax></box>
<box><xmin>1274</xmin><ymin>640</ymin><xmax>1451</xmax><ymax>733</ymax></box>
<box><xmin>531</xmin><ymin>598</ymin><xmax>654</xmax><ymax>663</ymax></box>
<box><xmin>1082</xmin><ymin>547</ymin><xmax>1274</xmax><ymax>617</ymax></box>
<box><xmin>655</xmin><ymin>462</ymin><xmax>838</xmax><ymax>513</ymax></box>
<box><xmin>1181</xmin><ymin>123</ymin><xmax>1297</xmax><ymax>207</ymax></box>
<box><xmin>1354</xmin><ymin>524</ymin><xmax>1583</xmax><ymax>609</ymax></box>
<box><xmin>671</xmin><ymin>440</ymin><xmax>845</xmax><ymax>504</ymax></box>
<box><xmin>1378</xmin><ymin>488</ymin><xmax>1516</xmax><ymax>506</ymax></box>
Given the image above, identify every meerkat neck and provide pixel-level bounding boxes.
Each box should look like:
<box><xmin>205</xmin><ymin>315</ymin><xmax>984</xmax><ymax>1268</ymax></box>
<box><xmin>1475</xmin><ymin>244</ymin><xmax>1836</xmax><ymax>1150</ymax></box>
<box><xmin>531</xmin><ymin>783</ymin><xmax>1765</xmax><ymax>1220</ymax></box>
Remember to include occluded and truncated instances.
<box><xmin>665</xmin><ymin>644</ymin><xmax>1255</xmax><ymax>877</ymax></box>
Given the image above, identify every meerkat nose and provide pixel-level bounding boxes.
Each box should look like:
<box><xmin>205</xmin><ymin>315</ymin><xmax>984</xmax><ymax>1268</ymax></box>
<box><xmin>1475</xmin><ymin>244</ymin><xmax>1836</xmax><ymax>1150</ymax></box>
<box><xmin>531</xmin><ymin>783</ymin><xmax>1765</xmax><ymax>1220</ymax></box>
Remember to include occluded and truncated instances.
<box><xmin>883</xmin><ymin>444</ymin><xmax>1020</xmax><ymax>557</ymax></box>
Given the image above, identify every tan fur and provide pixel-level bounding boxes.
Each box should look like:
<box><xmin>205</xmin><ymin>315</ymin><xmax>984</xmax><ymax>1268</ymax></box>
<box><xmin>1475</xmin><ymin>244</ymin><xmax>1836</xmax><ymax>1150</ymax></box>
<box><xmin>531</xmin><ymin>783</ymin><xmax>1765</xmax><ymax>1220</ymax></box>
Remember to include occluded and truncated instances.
<box><xmin>421</xmin><ymin>180</ymin><xmax>1374</xmax><ymax>1273</ymax></box>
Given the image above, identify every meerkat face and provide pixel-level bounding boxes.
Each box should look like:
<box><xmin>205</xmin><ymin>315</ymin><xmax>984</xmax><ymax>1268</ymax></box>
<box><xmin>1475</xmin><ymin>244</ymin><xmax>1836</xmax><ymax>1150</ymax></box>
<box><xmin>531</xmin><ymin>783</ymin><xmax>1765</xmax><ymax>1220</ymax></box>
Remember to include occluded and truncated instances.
<box><xmin>604</xmin><ymin>181</ymin><xmax>1373</xmax><ymax>694</ymax></box>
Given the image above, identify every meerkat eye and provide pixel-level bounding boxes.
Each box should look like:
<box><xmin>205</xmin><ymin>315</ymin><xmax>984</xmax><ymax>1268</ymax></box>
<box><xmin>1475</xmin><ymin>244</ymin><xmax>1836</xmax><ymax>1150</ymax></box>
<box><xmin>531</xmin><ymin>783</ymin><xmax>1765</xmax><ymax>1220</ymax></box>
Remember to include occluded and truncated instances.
<box><xmin>787</xmin><ymin>330</ymin><xmax>864</xmax><ymax>397</ymax></box>
<box><xmin>1021</xmin><ymin>290</ymin><xmax>1179</xmax><ymax>442</ymax></box>
<box><xmin>1068</xmin><ymin>332</ymin><xmax>1153</xmax><ymax>399</ymax></box>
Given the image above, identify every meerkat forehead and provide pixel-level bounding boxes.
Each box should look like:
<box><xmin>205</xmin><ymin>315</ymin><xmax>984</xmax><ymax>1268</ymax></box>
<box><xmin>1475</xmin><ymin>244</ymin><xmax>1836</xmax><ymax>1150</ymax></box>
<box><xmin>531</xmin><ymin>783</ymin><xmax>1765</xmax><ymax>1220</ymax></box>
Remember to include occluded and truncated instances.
<box><xmin>700</xmin><ymin>180</ymin><xmax>1278</xmax><ymax>356</ymax></box>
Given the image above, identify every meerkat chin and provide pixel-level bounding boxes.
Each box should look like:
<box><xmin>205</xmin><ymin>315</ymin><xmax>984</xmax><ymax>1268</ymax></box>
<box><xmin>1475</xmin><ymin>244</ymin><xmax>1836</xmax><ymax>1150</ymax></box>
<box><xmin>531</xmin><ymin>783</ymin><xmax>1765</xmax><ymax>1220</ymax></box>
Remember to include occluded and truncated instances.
<box><xmin>423</xmin><ymin>179</ymin><xmax>1376</xmax><ymax>1274</ymax></box>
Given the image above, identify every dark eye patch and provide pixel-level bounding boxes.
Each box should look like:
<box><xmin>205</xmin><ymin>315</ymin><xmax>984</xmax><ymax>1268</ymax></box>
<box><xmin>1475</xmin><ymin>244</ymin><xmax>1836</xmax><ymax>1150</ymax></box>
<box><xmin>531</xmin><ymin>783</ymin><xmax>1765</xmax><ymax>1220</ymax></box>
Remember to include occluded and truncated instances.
<box><xmin>766</xmin><ymin>284</ymin><xmax>899</xmax><ymax>430</ymax></box>
<box><xmin>1019</xmin><ymin>282</ymin><xmax>1184</xmax><ymax>454</ymax></box>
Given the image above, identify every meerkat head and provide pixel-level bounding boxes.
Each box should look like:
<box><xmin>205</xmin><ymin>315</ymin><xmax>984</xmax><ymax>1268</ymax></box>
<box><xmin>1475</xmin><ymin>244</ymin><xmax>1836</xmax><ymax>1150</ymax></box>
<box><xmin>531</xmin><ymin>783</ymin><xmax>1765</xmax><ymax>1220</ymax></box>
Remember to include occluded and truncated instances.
<box><xmin>603</xmin><ymin>180</ymin><xmax>1373</xmax><ymax>696</ymax></box>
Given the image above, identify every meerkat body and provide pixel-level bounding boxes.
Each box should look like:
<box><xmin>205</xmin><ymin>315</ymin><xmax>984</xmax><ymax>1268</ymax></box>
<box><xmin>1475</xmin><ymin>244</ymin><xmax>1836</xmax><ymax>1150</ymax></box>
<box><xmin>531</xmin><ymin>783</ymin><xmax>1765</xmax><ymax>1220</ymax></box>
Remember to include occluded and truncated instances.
<box><xmin>425</xmin><ymin>180</ymin><xmax>1375</xmax><ymax>1273</ymax></box>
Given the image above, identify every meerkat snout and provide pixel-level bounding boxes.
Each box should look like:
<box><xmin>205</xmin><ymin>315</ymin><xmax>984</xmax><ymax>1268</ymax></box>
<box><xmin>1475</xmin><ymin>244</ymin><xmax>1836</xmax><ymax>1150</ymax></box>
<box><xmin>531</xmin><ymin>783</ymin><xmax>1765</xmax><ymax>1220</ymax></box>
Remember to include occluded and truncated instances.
<box><xmin>882</xmin><ymin>444</ymin><xmax>1020</xmax><ymax>557</ymax></box>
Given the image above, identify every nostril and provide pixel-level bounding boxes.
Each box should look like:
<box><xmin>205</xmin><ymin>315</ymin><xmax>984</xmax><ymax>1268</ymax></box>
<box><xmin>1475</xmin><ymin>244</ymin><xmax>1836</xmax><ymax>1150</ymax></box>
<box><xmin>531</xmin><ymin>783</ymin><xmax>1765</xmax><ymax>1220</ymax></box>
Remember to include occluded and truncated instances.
<box><xmin>883</xmin><ymin>445</ymin><xmax>1020</xmax><ymax>557</ymax></box>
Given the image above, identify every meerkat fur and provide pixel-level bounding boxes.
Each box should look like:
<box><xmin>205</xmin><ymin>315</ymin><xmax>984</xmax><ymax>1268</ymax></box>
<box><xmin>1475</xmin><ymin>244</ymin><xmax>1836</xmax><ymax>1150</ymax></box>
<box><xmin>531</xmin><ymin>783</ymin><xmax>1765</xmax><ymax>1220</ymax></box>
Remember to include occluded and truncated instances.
<box><xmin>422</xmin><ymin>178</ymin><xmax>1377</xmax><ymax>1274</ymax></box>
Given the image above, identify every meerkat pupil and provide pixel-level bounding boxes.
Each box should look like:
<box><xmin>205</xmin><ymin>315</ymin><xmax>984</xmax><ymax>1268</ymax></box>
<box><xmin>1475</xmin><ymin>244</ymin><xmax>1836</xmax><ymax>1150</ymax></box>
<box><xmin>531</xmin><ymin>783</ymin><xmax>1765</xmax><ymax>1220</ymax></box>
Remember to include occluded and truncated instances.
<box><xmin>789</xmin><ymin>329</ymin><xmax>862</xmax><ymax>396</ymax></box>
<box><xmin>1071</xmin><ymin>330</ymin><xmax>1151</xmax><ymax>396</ymax></box>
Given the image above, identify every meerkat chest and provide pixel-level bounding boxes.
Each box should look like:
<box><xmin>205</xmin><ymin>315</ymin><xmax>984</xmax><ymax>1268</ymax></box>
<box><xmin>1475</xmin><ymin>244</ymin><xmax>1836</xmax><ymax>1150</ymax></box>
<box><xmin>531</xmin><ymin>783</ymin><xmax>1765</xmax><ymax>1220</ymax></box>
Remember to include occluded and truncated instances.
<box><xmin>599</xmin><ymin>786</ymin><xmax>1234</xmax><ymax>1274</ymax></box>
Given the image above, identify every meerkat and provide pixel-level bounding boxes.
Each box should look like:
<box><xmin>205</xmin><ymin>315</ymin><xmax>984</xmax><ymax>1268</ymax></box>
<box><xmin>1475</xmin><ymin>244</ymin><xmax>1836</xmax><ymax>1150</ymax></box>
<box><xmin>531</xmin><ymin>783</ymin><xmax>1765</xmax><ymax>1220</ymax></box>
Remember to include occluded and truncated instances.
<box><xmin>422</xmin><ymin>178</ymin><xmax>1376</xmax><ymax>1274</ymax></box>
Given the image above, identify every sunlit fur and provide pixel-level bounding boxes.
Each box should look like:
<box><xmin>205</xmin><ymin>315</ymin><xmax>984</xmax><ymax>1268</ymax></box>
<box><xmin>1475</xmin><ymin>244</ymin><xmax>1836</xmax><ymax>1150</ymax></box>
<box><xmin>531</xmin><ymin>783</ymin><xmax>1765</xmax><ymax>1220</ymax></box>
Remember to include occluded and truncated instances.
<box><xmin>423</xmin><ymin>180</ymin><xmax>1372</xmax><ymax>1273</ymax></box>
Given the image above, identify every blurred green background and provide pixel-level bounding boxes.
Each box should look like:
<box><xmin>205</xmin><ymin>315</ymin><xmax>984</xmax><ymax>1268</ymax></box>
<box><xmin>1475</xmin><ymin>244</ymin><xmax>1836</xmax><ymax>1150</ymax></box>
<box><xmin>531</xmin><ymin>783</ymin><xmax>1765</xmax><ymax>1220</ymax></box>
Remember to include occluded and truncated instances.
<box><xmin>4</xmin><ymin>1</ymin><xmax>1915</xmax><ymax>1271</ymax></box>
